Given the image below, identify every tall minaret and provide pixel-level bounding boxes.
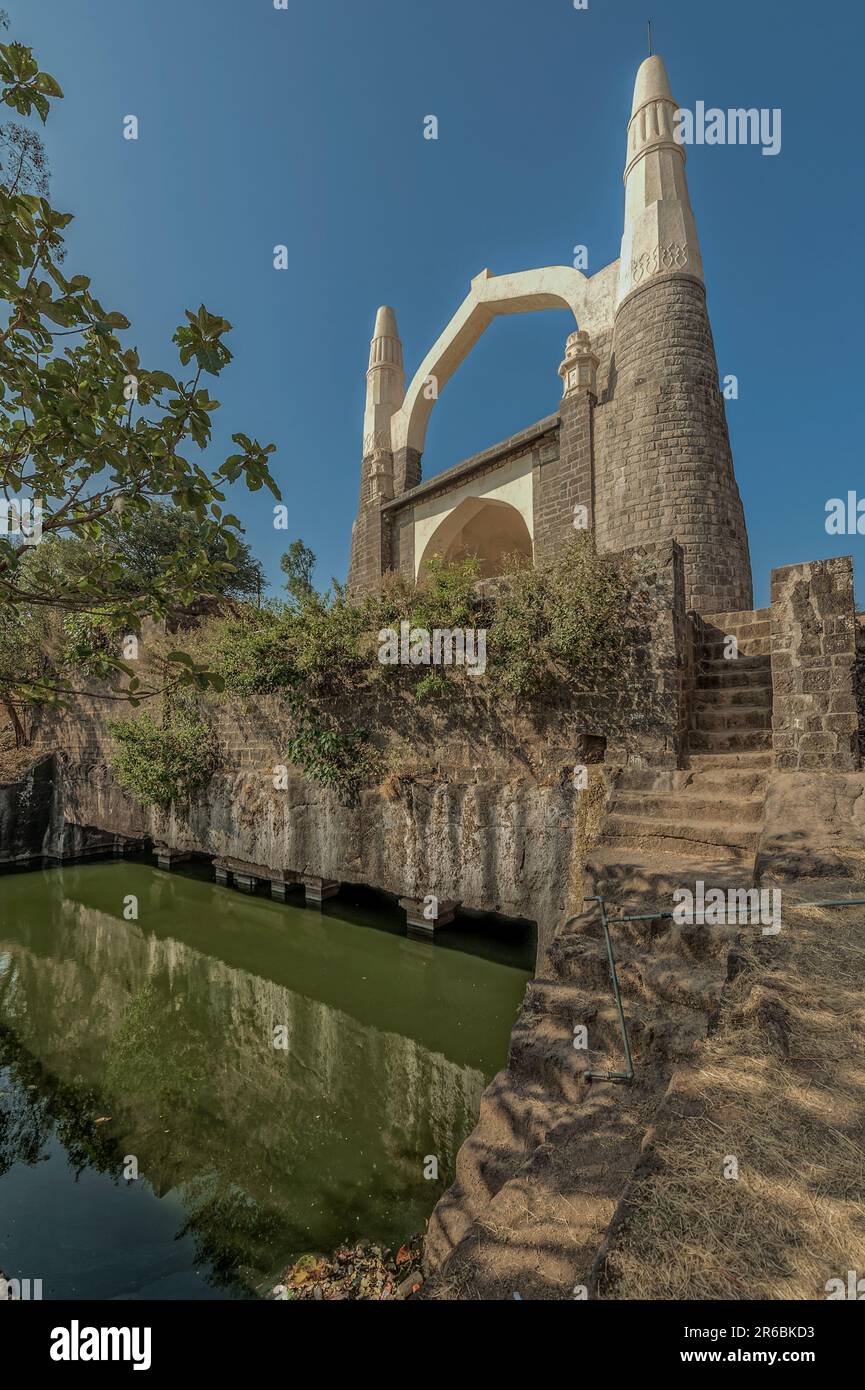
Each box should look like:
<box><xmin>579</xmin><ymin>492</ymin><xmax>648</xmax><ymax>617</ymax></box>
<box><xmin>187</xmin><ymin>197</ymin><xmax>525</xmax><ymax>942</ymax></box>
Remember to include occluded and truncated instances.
<box><xmin>616</xmin><ymin>54</ymin><xmax>703</xmax><ymax>307</ymax></box>
<box><xmin>348</xmin><ymin>306</ymin><xmax>406</xmax><ymax>594</ymax></box>
<box><xmin>594</xmin><ymin>52</ymin><xmax>753</xmax><ymax>616</ymax></box>
<box><xmin>362</xmin><ymin>305</ymin><xmax>405</xmax><ymax>476</ymax></box>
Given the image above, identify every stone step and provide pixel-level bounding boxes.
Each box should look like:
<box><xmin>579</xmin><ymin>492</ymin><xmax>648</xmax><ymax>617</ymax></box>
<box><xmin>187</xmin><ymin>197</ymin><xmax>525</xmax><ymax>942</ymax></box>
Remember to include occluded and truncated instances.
<box><xmin>523</xmin><ymin>978</ymin><xmax>599</xmax><ymax>1025</ymax></box>
<box><xmin>598</xmin><ymin>833</ymin><xmax>755</xmax><ymax>863</ymax></box>
<box><xmin>693</xmin><ymin>704</ymin><xmax>773</xmax><ymax>733</ymax></box>
<box><xmin>601</xmin><ymin>814</ymin><xmax>759</xmax><ymax>853</ymax></box>
<box><xmin>696</xmin><ymin>684</ymin><xmax>773</xmax><ymax>708</ymax></box>
<box><xmin>687</xmin><ymin>750</ymin><xmax>772</xmax><ymax>770</ymax></box>
<box><xmin>583</xmin><ymin>846</ymin><xmax>755</xmax><ymax>894</ymax></box>
<box><xmin>699</xmin><ymin>653</ymin><xmax>772</xmax><ymax>674</ymax></box>
<box><xmin>508</xmin><ymin>1012</ymin><xmax>589</xmax><ymax>1103</ymax></box>
<box><xmin>423</xmin><ymin>1068</ymin><xmax>572</xmax><ymax>1271</ymax></box>
<box><xmin>421</xmin><ymin>1086</ymin><xmax>655</xmax><ymax>1299</ymax></box>
<box><xmin>616</xmin><ymin>766</ymin><xmax>768</xmax><ymax>797</ymax></box>
<box><xmin>530</xmin><ymin>942</ymin><xmax>722</xmax><ymax>1070</ymax></box>
<box><xmin>616</xmin><ymin>953</ymin><xmax>729</xmax><ymax>1016</ymax></box>
<box><xmin>701</xmin><ymin>636</ymin><xmax>771</xmax><ymax>659</ymax></box>
<box><xmin>612</xmin><ymin>791</ymin><xmax>764</xmax><ymax>825</ymax></box>
<box><xmin>552</xmin><ymin>918</ymin><xmax>740</xmax><ymax>982</ymax></box>
<box><xmin>701</xmin><ymin>607</ymin><xmax>771</xmax><ymax>629</ymax></box>
<box><xmin>683</xmin><ymin>768</ymin><xmax>768</xmax><ymax>796</ymax></box>
<box><xmin>702</xmin><ymin>618</ymin><xmax>770</xmax><ymax>642</ymax></box>
<box><xmin>697</xmin><ymin>666</ymin><xmax>773</xmax><ymax>690</ymax></box>
<box><xmin>688</xmin><ymin>729</ymin><xmax>772</xmax><ymax>754</ymax></box>
<box><xmin>706</xmin><ymin>622</ymin><xmax>773</xmax><ymax>647</ymax></box>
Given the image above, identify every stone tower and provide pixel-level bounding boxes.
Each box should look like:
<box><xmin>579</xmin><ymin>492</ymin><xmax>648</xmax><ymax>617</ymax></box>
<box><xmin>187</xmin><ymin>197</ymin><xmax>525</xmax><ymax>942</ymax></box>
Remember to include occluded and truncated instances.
<box><xmin>347</xmin><ymin>52</ymin><xmax>753</xmax><ymax>618</ymax></box>
<box><xmin>593</xmin><ymin>55</ymin><xmax>753</xmax><ymax>614</ymax></box>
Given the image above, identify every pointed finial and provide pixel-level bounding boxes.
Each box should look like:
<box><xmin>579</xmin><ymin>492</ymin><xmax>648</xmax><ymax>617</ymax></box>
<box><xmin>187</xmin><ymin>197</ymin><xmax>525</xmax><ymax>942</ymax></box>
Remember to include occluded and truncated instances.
<box><xmin>372</xmin><ymin>305</ymin><xmax>399</xmax><ymax>341</ymax></box>
<box><xmin>368</xmin><ymin>305</ymin><xmax>403</xmax><ymax>372</ymax></box>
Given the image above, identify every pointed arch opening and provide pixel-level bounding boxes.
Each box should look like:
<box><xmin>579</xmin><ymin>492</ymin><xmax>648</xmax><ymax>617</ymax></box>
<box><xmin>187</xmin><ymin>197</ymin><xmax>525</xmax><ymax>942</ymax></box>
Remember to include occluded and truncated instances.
<box><xmin>417</xmin><ymin>497</ymin><xmax>533</xmax><ymax>580</ymax></box>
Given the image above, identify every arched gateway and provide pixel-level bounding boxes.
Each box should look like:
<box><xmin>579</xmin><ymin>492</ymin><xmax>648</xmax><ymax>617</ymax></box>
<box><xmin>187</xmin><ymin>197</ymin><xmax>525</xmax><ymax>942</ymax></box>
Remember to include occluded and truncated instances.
<box><xmin>418</xmin><ymin>498</ymin><xmax>533</xmax><ymax>580</ymax></box>
<box><xmin>348</xmin><ymin>54</ymin><xmax>752</xmax><ymax>617</ymax></box>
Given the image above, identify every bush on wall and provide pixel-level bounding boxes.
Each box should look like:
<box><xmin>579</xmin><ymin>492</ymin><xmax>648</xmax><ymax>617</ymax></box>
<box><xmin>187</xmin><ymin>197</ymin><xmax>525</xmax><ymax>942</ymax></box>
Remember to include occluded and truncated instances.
<box><xmin>108</xmin><ymin>702</ymin><xmax>215</xmax><ymax>809</ymax></box>
<box><xmin>492</xmin><ymin>536</ymin><xmax>630</xmax><ymax>698</ymax></box>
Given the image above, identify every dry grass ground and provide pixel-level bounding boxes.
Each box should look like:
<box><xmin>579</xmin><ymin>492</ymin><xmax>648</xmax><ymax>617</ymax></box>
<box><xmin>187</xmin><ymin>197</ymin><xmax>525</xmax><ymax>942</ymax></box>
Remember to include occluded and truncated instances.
<box><xmin>598</xmin><ymin>892</ymin><xmax>865</xmax><ymax>1300</ymax></box>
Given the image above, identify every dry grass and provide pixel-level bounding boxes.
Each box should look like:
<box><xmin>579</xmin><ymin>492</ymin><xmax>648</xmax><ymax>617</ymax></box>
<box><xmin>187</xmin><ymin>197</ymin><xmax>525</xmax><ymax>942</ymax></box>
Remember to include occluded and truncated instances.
<box><xmin>599</xmin><ymin>897</ymin><xmax>865</xmax><ymax>1300</ymax></box>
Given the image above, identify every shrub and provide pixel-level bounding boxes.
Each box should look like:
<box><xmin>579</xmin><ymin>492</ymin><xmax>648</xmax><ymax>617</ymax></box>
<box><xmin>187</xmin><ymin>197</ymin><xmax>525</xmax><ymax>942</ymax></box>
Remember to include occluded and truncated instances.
<box><xmin>109</xmin><ymin>703</ymin><xmax>215</xmax><ymax>808</ymax></box>
<box><xmin>409</xmin><ymin>554</ymin><xmax>481</xmax><ymax>631</ymax></box>
<box><xmin>213</xmin><ymin>605</ymin><xmax>300</xmax><ymax>696</ymax></box>
<box><xmin>285</xmin><ymin>712</ymin><xmax>379</xmax><ymax>799</ymax></box>
<box><xmin>491</xmin><ymin>535</ymin><xmax>628</xmax><ymax>698</ymax></box>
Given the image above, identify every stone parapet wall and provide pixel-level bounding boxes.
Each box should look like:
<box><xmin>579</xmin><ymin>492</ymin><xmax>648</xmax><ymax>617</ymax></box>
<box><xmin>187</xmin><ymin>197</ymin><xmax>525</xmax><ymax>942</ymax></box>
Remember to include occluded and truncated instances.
<box><xmin>770</xmin><ymin>556</ymin><xmax>859</xmax><ymax>772</ymax></box>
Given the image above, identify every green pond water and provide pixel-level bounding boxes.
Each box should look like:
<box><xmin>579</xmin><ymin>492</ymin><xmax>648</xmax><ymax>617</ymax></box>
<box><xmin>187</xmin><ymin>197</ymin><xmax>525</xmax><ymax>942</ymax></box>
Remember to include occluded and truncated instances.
<box><xmin>0</xmin><ymin>857</ymin><xmax>533</xmax><ymax>1300</ymax></box>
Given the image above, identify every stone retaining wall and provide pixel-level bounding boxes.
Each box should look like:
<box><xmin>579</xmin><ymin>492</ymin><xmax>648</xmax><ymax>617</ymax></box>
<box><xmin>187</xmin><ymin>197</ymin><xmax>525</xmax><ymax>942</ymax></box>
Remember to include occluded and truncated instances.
<box><xmin>20</xmin><ymin>541</ymin><xmax>694</xmax><ymax>958</ymax></box>
<box><xmin>770</xmin><ymin>556</ymin><xmax>859</xmax><ymax>772</ymax></box>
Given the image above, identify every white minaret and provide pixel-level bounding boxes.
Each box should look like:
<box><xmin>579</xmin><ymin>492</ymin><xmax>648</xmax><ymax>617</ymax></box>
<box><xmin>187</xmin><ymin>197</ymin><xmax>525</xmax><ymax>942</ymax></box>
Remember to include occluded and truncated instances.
<box><xmin>616</xmin><ymin>54</ymin><xmax>703</xmax><ymax>308</ymax></box>
<box><xmin>362</xmin><ymin>305</ymin><xmax>405</xmax><ymax>460</ymax></box>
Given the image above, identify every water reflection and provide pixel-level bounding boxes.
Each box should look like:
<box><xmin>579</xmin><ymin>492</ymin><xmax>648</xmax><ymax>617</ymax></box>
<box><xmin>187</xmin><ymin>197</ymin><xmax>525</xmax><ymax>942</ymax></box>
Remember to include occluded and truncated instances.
<box><xmin>0</xmin><ymin>861</ymin><xmax>532</xmax><ymax>1298</ymax></box>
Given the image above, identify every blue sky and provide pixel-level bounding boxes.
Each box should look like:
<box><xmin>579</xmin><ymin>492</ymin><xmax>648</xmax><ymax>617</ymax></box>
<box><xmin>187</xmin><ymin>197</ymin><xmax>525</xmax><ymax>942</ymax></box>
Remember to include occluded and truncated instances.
<box><xmin>16</xmin><ymin>0</ymin><xmax>865</xmax><ymax>605</ymax></box>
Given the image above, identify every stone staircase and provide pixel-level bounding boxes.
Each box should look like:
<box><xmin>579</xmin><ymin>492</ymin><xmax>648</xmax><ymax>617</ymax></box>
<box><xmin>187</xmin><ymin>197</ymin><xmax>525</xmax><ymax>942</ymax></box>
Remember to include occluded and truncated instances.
<box><xmin>420</xmin><ymin>608</ymin><xmax>776</xmax><ymax>1299</ymax></box>
<box><xmin>595</xmin><ymin>607</ymin><xmax>772</xmax><ymax>866</ymax></box>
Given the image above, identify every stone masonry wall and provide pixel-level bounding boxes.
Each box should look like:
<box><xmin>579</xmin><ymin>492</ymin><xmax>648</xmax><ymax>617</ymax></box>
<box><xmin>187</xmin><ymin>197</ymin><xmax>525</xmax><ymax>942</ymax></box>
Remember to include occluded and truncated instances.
<box><xmin>770</xmin><ymin>556</ymin><xmax>859</xmax><ymax>772</ymax></box>
<box><xmin>347</xmin><ymin>463</ymin><xmax>389</xmax><ymax>596</ymax></box>
<box><xmin>25</xmin><ymin>541</ymin><xmax>689</xmax><ymax>956</ymax></box>
<box><xmin>593</xmin><ymin>273</ymin><xmax>752</xmax><ymax>616</ymax></box>
<box><xmin>532</xmin><ymin>392</ymin><xmax>593</xmax><ymax>564</ymax></box>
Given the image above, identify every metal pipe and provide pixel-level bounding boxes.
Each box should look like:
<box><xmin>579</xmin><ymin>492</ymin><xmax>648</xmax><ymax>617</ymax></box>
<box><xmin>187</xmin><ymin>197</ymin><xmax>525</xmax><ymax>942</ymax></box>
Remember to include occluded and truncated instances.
<box><xmin>560</xmin><ymin>891</ymin><xmax>865</xmax><ymax>1088</ymax></box>
<box><xmin>583</xmin><ymin>895</ymin><xmax>635</xmax><ymax>1084</ymax></box>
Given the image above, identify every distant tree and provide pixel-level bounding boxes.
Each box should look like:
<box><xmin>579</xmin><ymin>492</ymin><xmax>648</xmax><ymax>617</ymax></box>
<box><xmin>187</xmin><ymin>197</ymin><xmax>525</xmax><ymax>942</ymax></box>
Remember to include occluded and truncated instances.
<box><xmin>91</xmin><ymin>504</ymin><xmax>263</xmax><ymax>602</ymax></box>
<box><xmin>280</xmin><ymin>540</ymin><xmax>316</xmax><ymax>606</ymax></box>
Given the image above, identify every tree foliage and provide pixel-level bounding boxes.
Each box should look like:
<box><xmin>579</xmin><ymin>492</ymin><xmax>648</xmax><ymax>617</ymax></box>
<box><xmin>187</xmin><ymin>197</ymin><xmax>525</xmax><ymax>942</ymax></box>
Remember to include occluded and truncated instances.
<box><xmin>280</xmin><ymin>538</ymin><xmax>315</xmax><ymax>607</ymax></box>
<box><xmin>0</xmin><ymin>25</ymin><xmax>277</xmax><ymax>717</ymax></box>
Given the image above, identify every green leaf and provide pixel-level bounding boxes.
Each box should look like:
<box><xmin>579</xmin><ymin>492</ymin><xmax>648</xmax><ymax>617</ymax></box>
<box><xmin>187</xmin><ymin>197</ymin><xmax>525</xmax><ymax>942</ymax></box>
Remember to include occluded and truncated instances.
<box><xmin>34</xmin><ymin>71</ymin><xmax>63</xmax><ymax>97</ymax></box>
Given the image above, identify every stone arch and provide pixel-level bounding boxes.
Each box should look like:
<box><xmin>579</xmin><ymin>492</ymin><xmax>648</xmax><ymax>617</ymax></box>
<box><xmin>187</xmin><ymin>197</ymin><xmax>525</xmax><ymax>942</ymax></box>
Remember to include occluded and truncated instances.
<box><xmin>389</xmin><ymin>261</ymin><xmax>619</xmax><ymax>458</ymax></box>
<box><xmin>418</xmin><ymin>497</ymin><xmax>533</xmax><ymax>580</ymax></box>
